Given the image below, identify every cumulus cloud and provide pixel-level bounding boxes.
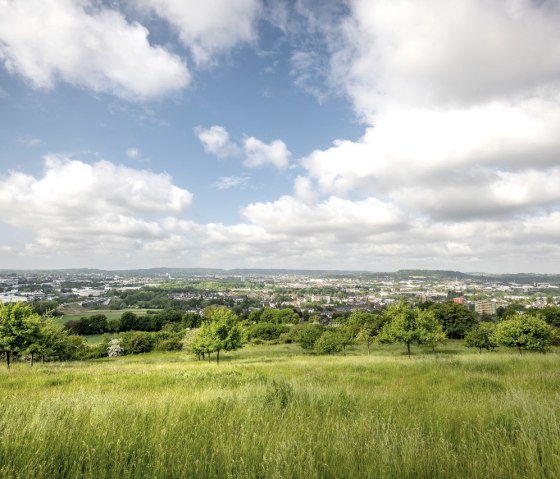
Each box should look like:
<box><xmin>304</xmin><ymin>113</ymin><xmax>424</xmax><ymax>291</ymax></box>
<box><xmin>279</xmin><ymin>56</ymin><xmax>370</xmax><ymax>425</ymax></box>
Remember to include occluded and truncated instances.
<box><xmin>180</xmin><ymin>0</ymin><xmax>560</xmax><ymax>271</ymax></box>
<box><xmin>0</xmin><ymin>155</ymin><xmax>192</xmax><ymax>256</ymax></box>
<box><xmin>333</xmin><ymin>0</ymin><xmax>560</xmax><ymax>117</ymax></box>
<box><xmin>0</xmin><ymin>0</ymin><xmax>189</xmax><ymax>100</ymax></box>
<box><xmin>135</xmin><ymin>0</ymin><xmax>261</xmax><ymax>66</ymax></box>
<box><xmin>243</xmin><ymin>137</ymin><xmax>290</xmax><ymax>169</ymax></box>
<box><xmin>195</xmin><ymin>125</ymin><xmax>240</xmax><ymax>158</ymax></box>
<box><xmin>196</xmin><ymin>125</ymin><xmax>291</xmax><ymax>169</ymax></box>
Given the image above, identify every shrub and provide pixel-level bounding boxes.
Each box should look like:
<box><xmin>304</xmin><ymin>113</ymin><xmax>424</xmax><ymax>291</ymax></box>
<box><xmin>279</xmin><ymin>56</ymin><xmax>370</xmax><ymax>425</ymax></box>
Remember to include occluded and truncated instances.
<box><xmin>495</xmin><ymin>315</ymin><xmax>553</xmax><ymax>353</ymax></box>
<box><xmin>120</xmin><ymin>331</ymin><xmax>157</xmax><ymax>354</ymax></box>
<box><xmin>246</xmin><ymin>322</ymin><xmax>289</xmax><ymax>342</ymax></box>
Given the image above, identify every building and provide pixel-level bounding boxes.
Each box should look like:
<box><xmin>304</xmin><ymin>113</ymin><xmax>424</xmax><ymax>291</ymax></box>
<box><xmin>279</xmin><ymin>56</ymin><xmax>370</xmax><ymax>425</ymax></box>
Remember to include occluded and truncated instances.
<box><xmin>474</xmin><ymin>300</ymin><xmax>496</xmax><ymax>316</ymax></box>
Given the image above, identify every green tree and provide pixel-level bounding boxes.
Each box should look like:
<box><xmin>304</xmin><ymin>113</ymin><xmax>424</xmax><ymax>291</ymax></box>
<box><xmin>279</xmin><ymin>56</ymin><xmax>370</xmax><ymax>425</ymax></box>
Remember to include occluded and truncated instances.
<box><xmin>314</xmin><ymin>330</ymin><xmax>343</xmax><ymax>355</ymax></box>
<box><xmin>193</xmin><ymin>307</ymin><xmax>243</xmax><ymax>364</ymax></box>
<box><xmin>349</xmin><ymin>311</ymin><xmax>386</xmax><ymax>355</ymax></box>
<box><xmin>417</xmin><ymin>309</ymin><xmax>446</xmax><ymax>353</ymax></box>
<box><xmin>495</xmin><ymin>314</ymin><xmax>553</xmax><ymax>353</ymax></box>
<box><xmin>0</xmin><ymin>302</ymin><xmax>42</xmax><ymax>368</ymax></box>
<box><xmin>335</xmin><ymin>325</ymin><xmax>355</xmax><ymax>356</ymax></box>
<box><xmin>379</xmin><ymin>301</ymin><xmax>420</xmax><ymax>358</ymax></box>
<box><xmin>465</xmin><ymin>322</ymin><xmax>498</xmax><ymax>352</ymax></box>
<box><xmin>297</xmin><ymin>323</ymin><xmax>325</xmax><ymax>350</ymax></box>
<box><xmin>429</xmin><ymin>302</ymin><xmax>477</xmax><ymax>339</ymax></box>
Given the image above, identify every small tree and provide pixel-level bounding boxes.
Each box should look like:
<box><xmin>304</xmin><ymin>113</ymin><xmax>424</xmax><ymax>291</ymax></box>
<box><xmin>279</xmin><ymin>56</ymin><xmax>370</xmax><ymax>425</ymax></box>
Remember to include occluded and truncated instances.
<box><xmin>315</xmin><ymin>330</ymin><xmax>343</xmax><ymax>355</ymax></box>
<box><xmin>465</xmin><ymin>322</ymin><xmax>498</xmax><ymax>352</ymax></box>
<box><xmin>417</xmin><ymin>309</ymin><xmax>446</xmax><ymax>353</ymax></box>
<box><xmin>107</xmin><ymin>339</ymin><xmax>124</xmax><ymax>357</ymax></box>
<box><xmin>349</xmin><ymin>311</ymin><xmax>387</xmax><ymax>355</ymax></box>
<box><xmin>192</xmin><ymin>307</ymin><xmax>243</xmax><ymax>364</ymax></box>
<box><xmin>379</xmin><ymin>301</ymin><xmax>420</xmax><ymax>357</ymax></box>
<box><xmin>0</xmin><ymin>302</ymin><xmax>42</xmax><ymax>368</ymax></box>
<box><xmin>336</xmin><ymin>325</ymin><xmax>355</xmax><ymax>356</ymax></box>
<box><xmin>495</xmin><ymin>315</ymin><xmax>553</xmax><ymax>353</ymax></box>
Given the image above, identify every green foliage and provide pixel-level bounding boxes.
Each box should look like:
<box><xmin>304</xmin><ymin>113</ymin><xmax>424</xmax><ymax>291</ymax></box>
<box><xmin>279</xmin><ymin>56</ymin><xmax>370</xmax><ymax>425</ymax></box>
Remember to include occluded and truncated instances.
<box><xmin>0</xmin><ymin>302</ymin><xmax>42</xmax><ymax>367</ymax></box>
<box><xmin>295</xmin><ymin>323</ymin><xmax>325</xmax><ymax>350</ymax></box>
<box><xmin>465</xmin><ymin>322</ymin><xmax>498</xmax><ymax>352</ymax></box>
<box><xmin>63</xmin><ymin>314</ymin><xmax>108</xmax><ymax>335</ymax></box>
<box><xmin>429</xmin><ymin>302</ymin><xmax>477</xmax><ymax>339</ymax></box>
<box><xmin>314</xmin><ymin>330</ymin><xmax>343</xmax><ymax>354</ymax></box>
<box><xmin>191</xmin><ymin>307</ymin><xmax>244</xmax><ymax>363</ymax></box>
<box><xmin>120</xmin><ymin>331</ymin><xmax>158</xmax><ymax>354</ymax></box>
<box><xmin>380</xmin><ymin>301</ymin><xmax>445</xmax><ymax>356</ymax></box>
<box><xmin>417</xmin><ymin>309</ymin><xmax>447</xmax><ymax>352</ymax></box>
<box><xmin>248</xmin><ymin>307</ymin><xmax>300</xmax><ymax>324</ymax></box>
<box><xmin>245</xmin><ymin>322</ymin><xmax>289</xmax><ymax>342</ymax></box>
<box><xmin>349</xmin><ymin>311</ymin><xmax>387</xmax><ymax>354</ymax></box>
<box><xmin>495</xmin><ymin>315</ymin><xmax>554</xmax><ymax>353</ymax></box>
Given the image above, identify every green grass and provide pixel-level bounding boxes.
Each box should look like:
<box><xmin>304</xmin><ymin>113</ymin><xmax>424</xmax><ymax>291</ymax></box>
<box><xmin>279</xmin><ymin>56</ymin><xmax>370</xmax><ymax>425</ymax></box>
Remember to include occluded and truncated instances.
<box><xmin>0</xmin><ymin>344</ymin><xmax>559</xmax><ymax>478</ymax></box>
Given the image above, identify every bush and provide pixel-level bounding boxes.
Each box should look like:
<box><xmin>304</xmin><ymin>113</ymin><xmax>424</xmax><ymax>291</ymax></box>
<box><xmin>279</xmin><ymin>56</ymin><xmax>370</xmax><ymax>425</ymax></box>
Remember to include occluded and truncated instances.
<box><xmin>495</xmin><ymin>315</ymin><xmax>553</xmax><ymax>353</ymax></box>
<box><xmin>246</xmin><ymin>322</ymin><xmax>289</xmax><ymax>342</ymax></box>
<box><xmin>314</xmin><ymin>331</ymin><xmax>343</xmax><ymax>355</ymax></box>
<box><xmin>120</xmin><ymin>331</ymin><xmax>157</xmax><ymax>354</ymax></box>
<box><xmin>465</xmin><ymin>322</ymin><xmax>498</xmax><ymax>352</ymax></box>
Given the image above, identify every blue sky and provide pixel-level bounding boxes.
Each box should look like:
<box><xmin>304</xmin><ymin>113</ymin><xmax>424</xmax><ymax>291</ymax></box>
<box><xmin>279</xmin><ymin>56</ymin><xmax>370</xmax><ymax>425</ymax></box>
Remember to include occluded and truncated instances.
<box><xmin>2</xmin><ymin>0</ymin><xmax>560</xmax><ymax>272</ymax></box>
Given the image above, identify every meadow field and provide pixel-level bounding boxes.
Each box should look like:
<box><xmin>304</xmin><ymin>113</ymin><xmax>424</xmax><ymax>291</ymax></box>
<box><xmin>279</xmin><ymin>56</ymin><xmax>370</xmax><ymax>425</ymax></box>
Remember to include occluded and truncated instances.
<box><xmin>0</xmin><ymin>343</ymin><xmax>559</xmax><ymax>478</ymax></box>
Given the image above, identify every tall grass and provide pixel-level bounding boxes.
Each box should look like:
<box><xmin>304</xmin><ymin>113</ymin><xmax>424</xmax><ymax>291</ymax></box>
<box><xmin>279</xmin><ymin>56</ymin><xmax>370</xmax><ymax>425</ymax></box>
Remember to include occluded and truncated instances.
<box><xmin>0</xmin><ymin>345</ymin><xmax>559</xmax><ymax>478</ymax></box>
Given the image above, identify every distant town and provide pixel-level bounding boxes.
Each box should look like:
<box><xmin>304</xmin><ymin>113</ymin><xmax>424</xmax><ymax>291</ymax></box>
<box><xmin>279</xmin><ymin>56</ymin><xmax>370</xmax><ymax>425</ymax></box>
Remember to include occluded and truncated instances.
<box><xmin>2</xmin><ymin>268</ymin><xmax>559</xmax><ymax>319</ymax></box>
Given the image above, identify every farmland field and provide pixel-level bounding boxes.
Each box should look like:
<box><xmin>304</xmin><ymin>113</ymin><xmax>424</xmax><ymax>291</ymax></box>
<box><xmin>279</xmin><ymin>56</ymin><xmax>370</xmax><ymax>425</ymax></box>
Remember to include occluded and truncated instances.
<box><xmin>0</xmin><ymin>344</ymin><xmax>559</xmax><ymax>478</ymax></box>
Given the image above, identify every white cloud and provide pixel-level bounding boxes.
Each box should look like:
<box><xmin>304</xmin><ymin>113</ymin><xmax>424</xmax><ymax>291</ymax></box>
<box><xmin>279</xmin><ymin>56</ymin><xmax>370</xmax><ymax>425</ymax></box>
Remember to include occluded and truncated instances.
<box><xmin>135</xmin><ymin>0</ymin><xmax>261</xmax><ymax>66</ymax></box>
<box><xmin>243</xmin><ymin>136</ymin><xmax>291</xmax><ymax>169</ymax></box>
<box><xmin>196</xmin><ymin>125</ymin><xmax>291</xmax><ymax>169</ymax></box>
<box><xmin>212</xmin><ymin>175</ymin><xmax>250</xmax><ymax>190</ymax></box>
<box><xmin>333</xmin><ymin>0</ymin><xmax>560</xmax><ymax>118</ymax></box>
<box><xmin>195</xmin><ymin>125</ymin><xmax>239</xmax><ymax>158</ymax></box>
<box><xmin>0</xmin><ymin>155</ymin><xmax>192</xmax><ymax>256</ymax></box>
<box><xmin>0</xmin><ymin>0</ymin><xmax>189</xmax><ymax>100</ymax></box>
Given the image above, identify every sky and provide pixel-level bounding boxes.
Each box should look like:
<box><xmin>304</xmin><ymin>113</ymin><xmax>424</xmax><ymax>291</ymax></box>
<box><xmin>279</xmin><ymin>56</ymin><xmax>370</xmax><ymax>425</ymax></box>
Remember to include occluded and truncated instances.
<box><xmin>1</xmin><ymin>0</ymin><xmax>560</xmax><ymax>273</ymax></box>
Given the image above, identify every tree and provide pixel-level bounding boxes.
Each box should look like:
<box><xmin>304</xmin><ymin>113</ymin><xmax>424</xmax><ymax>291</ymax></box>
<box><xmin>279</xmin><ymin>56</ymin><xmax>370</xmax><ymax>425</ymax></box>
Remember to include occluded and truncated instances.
<box><xmin>429</xmin><ymin>302</ymin><xmax>477</xmax><ymax>339</ymax></box>
<box><xmin>120</xmin><ymin>311</ymin><xmax>137</xmax><ymax>331</ymax></box>
<box><xmin>417</xmin><ymin>309</ymin><xmax>446</xmax><ymax>353</ymax></box>
<box><xmin>0</xmin><ymin>302</ymin><xmax>42</xmax><ymax>368</ymax></box>
<box><xmin>314</xmin><ymin>330</ymin><xmax>343</xmax><ymax>355</ymax></box>
<box><xmin>192</xmin><ymin>307</ymin><xmax>243</xmax><ymax>364</ymax></box>
<box><xmin>379</xmin><ymin>301</ymin><xmax>420</xmax><ymax>357</ymax></box>
<box><xmin>296</xmin><ymin>323</ymin><xmax>325</xmax><ymax>350</ymax></box>
<box><xmin>335</xmin><ymin>325</ymin><xmax>355</xmax><ymax>355</ymax></box>
<box><xmin>465</xmin><ymin>322</ymin><xmax>498</xmax><ymax>352</ymax></box>
<box><xmin>495</xmin><ymin>315</ymin><xmax>553</xmax><ymax>353</ymax></box>
<box><xmin>349</xmin><ymin>311</ymin><xmax>386</xmax><ymax>355</ymax></box>
<box><xmin>107</xmin><ymin>339</ymin><xmax>124</xmax><ymax>357</ymax></box>
<box><xmin>380</xmin><ymin>301</ymin><xmax>445</xmax><ymax>356</ymax></box>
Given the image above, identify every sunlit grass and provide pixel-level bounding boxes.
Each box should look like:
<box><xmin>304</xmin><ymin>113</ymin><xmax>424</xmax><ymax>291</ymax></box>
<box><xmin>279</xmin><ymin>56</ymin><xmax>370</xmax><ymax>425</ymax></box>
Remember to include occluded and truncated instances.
<box><xmin>0</xmin><ymin>344</ymin><xmax>559</xmax><ymax>478</ymax></box>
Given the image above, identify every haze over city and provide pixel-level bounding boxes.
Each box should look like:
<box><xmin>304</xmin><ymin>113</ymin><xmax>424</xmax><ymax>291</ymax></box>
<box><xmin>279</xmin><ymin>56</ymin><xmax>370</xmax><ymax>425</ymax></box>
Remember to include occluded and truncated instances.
<box><xmin>2</xmin><ymin>0</ymin><xmax>560</xmax><ymax>273</ymax></box>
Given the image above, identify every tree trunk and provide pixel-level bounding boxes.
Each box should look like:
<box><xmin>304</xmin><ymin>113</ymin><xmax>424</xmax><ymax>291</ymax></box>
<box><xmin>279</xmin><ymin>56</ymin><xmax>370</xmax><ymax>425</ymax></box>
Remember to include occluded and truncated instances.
<box><xmin>30</xmin><ymin>352</ymin><xmax>34</xmax><ymax>367</ymax></box>
<box><xmin>406</xmin><ymin>342</ymin><xmax>411</xmax><ymax>358</ymax></box>
<box><xmin>216</xmin><ymin>349</ymin><xmax>220</xmax><ymax>365</ymax></box>
<box><xmin>6</xmin><ymin>351</ymin><xmax>10</xmax><ymax>369</ymax></box>
<box><xmin>342</xmin><ymin>345</ymin><xmax>346</xmax><ymax>356</ymax></box>
<box><xmin>367</xmin><ymin>341</ymin><xmax>371</xmax><ymax>355</ymax></box>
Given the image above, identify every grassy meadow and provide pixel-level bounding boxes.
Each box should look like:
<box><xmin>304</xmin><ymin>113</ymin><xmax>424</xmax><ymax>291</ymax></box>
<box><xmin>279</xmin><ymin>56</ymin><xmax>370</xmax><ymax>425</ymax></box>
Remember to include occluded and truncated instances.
<box><xmin>0</xmin><ymin>343</ymin><xmax>559</xmax><ymax>478</ymax></box>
